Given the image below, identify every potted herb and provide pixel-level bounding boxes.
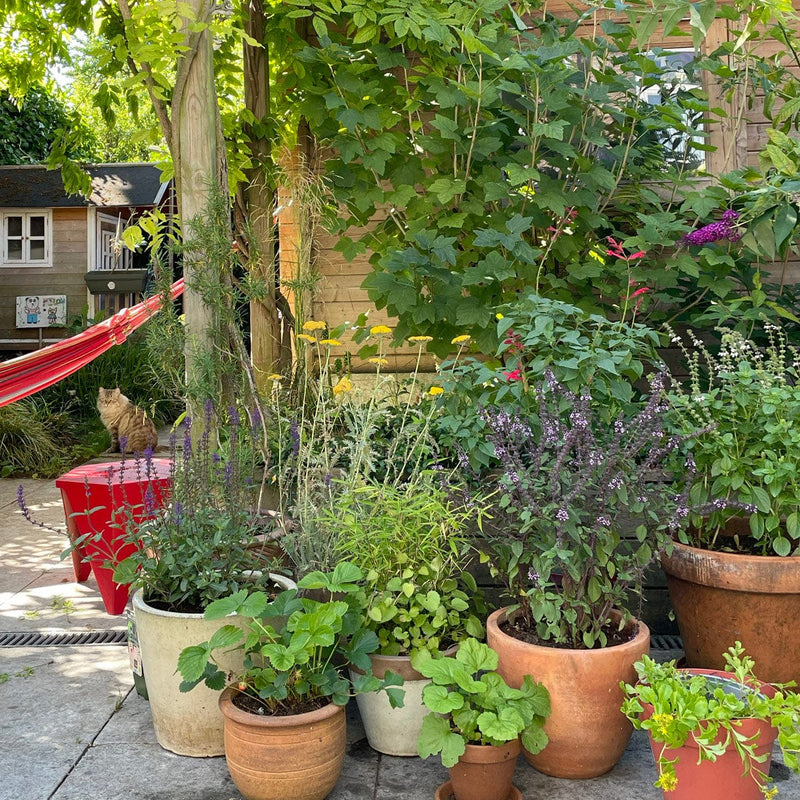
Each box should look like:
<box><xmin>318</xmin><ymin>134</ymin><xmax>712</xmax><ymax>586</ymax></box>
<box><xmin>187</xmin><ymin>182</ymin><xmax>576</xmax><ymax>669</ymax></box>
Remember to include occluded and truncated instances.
<box><xmin>327</xmin><ymin>479</ymin><xmax>486</xmax><ymax>756</ymax></box>
<box><xmin>621</xmin><ymin>642</ymin><xmax>800</xmax><ymax>800</ymax></box>
<box><xmin>112</xmin><ymin>404</ymin><xmax>293</xmax><ymax>757</ymax></box>
<box><xmin>416</xmin><ymin>638</ymin><xmax>550</xmax><ymax>800</ymax></box>
<box><xmin>664</xmin><ymin>323</ymin><xmax>800</xmax><ymax>683</ymax></box>
<box><xmin>475</xmin><ymin>322</ymin><xmax>693</xmax><ymax>778</ymax></box>
<box><xmin>177</xmin><ymin>562</ymin><xmax>402</xmax><ymax>800</ymax></box>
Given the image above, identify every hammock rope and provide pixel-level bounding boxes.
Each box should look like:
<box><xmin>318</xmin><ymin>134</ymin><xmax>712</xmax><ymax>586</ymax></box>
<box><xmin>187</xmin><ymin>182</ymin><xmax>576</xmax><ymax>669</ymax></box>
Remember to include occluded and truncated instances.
<box><xmin>0</xmin><ymin>279</ymin><xmax>185</xmax><ymax>408</ymax></box>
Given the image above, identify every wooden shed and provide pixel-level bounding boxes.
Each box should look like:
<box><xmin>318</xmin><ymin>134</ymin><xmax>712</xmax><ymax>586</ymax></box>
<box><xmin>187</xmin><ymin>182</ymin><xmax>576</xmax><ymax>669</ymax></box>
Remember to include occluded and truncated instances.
<box><xmin>0</xmin><ymin>163</ymin><xmax>171</xmax><ymax>350</ymax></box>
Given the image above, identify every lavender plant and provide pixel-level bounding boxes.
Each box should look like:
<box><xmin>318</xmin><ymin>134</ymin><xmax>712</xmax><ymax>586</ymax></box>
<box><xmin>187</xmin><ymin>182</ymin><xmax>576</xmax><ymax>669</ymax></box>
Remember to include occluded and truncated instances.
<box><xmin>111</xmin><ymin>402</ymin><xmax>284</xmax><ymax>612</ymax></box>
<box><xmin>483</xmin><ymin>371</ymin><xmax>693</xmax><ymax>649</ymax></box>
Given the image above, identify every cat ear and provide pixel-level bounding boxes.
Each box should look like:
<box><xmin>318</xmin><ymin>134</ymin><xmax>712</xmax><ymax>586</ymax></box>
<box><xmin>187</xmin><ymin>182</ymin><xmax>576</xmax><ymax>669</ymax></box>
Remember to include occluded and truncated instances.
<box><xmin>112</xmin><ymin>388</ymin><xmax>121</xmax><ymax>397</ymax></box>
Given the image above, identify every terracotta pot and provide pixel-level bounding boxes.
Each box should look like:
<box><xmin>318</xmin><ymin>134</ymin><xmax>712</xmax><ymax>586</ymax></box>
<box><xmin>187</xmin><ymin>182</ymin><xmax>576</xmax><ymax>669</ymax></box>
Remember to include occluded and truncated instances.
<box><xmin>661</xmin><ymin>540</ymin><xmax>800</xmax><ymax>684</ymax></box>
<box><xmin>486</xmin><ymin>607</ymin><xmax>649</xmax><ymax>778</ymax></box>
<box><xmin>219</xmin><ymin>688</ymin><xmax>346</xmax><ymax>800</ymax></box>
<box><xmin>643</xmin><ymin>669</ymin><xmax>777</xmax><ymax>800</ymax></box>
<box><xmin>447</xmin><ymin>740</ymin><xmax>520</xmax><ymax>800</ymax></box>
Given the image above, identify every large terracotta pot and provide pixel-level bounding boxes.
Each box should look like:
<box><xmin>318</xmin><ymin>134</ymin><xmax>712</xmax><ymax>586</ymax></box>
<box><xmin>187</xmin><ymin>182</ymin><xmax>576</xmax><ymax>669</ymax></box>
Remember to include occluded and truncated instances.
<box><xmin>133</xmin><ymin>573</ymin><xmax>295</xmax><ymax>756</ymax></box>
<box><xmin>219</xmin><ymin>688</ymin><xmax>346</xmax><ymax>800</ymax></box>
<box><xmin>447</xmin><ymin>740</ymin><xmax>520</xmax><ymax>800</ymax></box>
<box><xmin>643</xmin><ymin>669</ymin><xmax>777</xmax><ymax>800</ymax></box>
<box><xmin>486</xmin><ymin>607</ymin><xmax>649</xmax><ymax>779</ymax></box>
<box><xmin>661</xmin><ymin>540</ymin><xmax>800</xmax><ymax>684</ymax></box>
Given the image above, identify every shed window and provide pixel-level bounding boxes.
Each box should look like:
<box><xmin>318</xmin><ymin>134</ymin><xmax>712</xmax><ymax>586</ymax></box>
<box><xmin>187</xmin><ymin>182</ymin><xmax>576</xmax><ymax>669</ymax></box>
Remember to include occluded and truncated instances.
<box><xmin>2</xmin><ymin>211</ymin><xmax>52</xmax><ymax>266</ymax></box>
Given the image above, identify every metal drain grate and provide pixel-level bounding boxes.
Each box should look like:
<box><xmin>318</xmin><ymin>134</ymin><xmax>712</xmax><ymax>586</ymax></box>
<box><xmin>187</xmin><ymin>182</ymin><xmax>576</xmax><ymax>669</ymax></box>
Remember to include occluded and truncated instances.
<box><xmin>651</xmin><ymin>634</ymin><xmax>683</xmax><ymax>650</ymax></box>
<box><xmin>0</xmin><ymin>630</ymin><xmax>127</xmax><ymax>647</ymax></box>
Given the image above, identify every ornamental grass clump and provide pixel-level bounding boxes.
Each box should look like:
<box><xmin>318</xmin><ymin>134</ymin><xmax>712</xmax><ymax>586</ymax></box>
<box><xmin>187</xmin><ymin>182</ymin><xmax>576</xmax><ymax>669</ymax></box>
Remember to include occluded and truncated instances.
<box><xmin>666</xmin><ymin>322</ymin><xmax>800</xmax><ymax>555</ymax></box>
<box><xmin>483</xmin><ymin>370</ymin><xmax>695</xmax><ymax>649</ymax></box>
<box><xmin>328</xmin><ymin>480</ymin><xmax>485</xmax><ymax>658</ymax></box>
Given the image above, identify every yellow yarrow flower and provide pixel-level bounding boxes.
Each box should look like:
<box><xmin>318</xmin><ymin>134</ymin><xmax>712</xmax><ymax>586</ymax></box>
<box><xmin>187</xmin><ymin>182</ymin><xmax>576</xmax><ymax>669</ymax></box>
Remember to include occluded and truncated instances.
<box><xmin>496</xmin><ymin>313</ymin><xmax>504</xmax><ymax>320</ymax></box>
<box><xmin>451</xmin><ymin>334</ymin><xmax>471</xmax><ymax>345</ymax></box>
<box><xmin>428</xmin><ymin>386</ymin><xmax>444</xmax><ymax>396</ymax></box>
<box><xmin>267</xmin><ymin>373</ymin><xmax>283</xmax><ymax>381</ymax></box>
<box><xmin>297</xmin><ymin>333</ymin><xmax>316</xmax><ymax>343</ymax></box>
<box><xmin>370</xmin><ymin>325</ymin><xmax>392</xmax><ymax>335</ymax></box>
<box><xmin>368</xmin><ymin>357</ymin><xmax>388</xmax><ymax>366</ymax></box>
<box><xmin>302</xmin><ymin>320</ymin><xmax>327</xmax><ymax>331</ymax></box>
<box><xmin>332</xmin><ymin>377</ymin><xmax>352</xmax><ymax>395</ymax></box>
<box><xmin>320</xmin><ymin>338</ymin><xmax>342</xmax><ymax>346</ymax></box>
<box><xmin>409</xmin><ymin>335</ymin><xmax>433</xmax><ymax>343</ymax></box>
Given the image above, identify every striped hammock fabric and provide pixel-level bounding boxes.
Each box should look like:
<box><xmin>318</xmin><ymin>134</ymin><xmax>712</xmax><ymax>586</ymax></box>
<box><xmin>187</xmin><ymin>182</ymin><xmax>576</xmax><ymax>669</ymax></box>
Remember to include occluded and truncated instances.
<box><xmin>0</xmin><ymin>279</ymin><xmax>184</xmax><ymax>408</ymax></box>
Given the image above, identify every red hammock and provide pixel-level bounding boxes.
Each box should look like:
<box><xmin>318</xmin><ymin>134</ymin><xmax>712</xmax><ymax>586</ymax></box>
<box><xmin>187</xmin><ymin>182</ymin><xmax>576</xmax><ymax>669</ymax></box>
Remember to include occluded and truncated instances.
<box><xmin>0</xmin><ymin>279</ymin><xmax>185</xmax><ymax>408</ymax></box>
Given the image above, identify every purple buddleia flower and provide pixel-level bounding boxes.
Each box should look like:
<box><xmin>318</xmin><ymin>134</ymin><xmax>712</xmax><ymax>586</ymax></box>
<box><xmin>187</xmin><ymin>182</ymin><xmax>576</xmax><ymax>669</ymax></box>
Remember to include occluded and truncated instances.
<box><xmin>683</xmin><ymin>210</ymin><xmax>742</xmax><ymax>245</ymax></box>
<box><xmin>290</xmin><ymin>419</ymin><xmax>301</xmax><ymax>456</ymax></box>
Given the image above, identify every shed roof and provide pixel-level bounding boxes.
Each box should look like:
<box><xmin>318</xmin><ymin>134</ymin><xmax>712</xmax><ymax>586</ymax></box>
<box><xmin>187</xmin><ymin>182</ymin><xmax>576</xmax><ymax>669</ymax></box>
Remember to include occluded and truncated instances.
<box><xmin>0</xmin><ymin>163</ymin><xmax>167</xmax><ymax>208</ymax></box>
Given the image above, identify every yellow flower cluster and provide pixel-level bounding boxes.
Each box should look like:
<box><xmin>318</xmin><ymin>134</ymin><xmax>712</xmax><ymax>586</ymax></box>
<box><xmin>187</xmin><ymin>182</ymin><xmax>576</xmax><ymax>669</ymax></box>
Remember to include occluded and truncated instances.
<box><xmin>267</xmin><ymin>373</ymin><xmax>283</xmax><ymax>381</ymax></box>
<box><xmin>428</xmin><ymin>386</ymin><xmax>444</xmax><ymax>396</ymax></box>
<box><xmin>302</xmin><ymin>320</ymin><xmax>326</xmax><ymax>331</ymax></box>
<box><xmin>651</xmin><ymin>713</ymin><xmax>674</xmax><ymax>736</ymax></box>
<box><xmin>655</xmin><ymin>772</ymin><xmax>678</xmax><ymax>792</ymax></box>
<box><xmin>297</xmin><ymin>333</ymin><xmax>316</xmax><ymax>343</ymax></box>
<box><xmin>333</xmin><ymin>377</ymin><xmax>352</xmax><ymax>395</ymax></box>
<box><xmin>409</xmin><ymin>335</ymin><xmax>433</xmax><ymax>344</ymax></box>
<box><xmin>370</xmin><ymin>325</ymin><xmax>392</xmax><ymax>335</ymax></box>
<box><xmin>451</xmin><ymin>334</ymin><xmax>471</xmax><ymax>345</ymax></box>
<box><xmin>368</xmin><ymin>357</ymin><xmax>388</xmax><ymax>366</ymax></box>
<box><xmin>320</xmin><ymin>338</ymin><xmax>342</xmax><ymax>346</ymax></box>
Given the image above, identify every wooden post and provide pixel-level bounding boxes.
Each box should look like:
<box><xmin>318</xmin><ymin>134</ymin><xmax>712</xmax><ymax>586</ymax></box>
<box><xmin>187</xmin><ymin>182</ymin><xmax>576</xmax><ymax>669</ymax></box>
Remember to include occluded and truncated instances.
<box><xmin>243</xmin><ymin>0</ymin><xmax>282</xmax><ymax>389</ymax></box>
<box><xmin>173</xmin><ymin>0</ymin><xmax>226</xmax><ymax>404</ymax></box>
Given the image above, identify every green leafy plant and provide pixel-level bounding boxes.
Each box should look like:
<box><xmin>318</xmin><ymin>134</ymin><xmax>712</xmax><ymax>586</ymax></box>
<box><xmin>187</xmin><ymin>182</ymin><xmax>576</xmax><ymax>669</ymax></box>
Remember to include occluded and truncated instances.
<box><xmin>667</xmin><ymin>321</ymin><xmax>800</xmax><ymax>555</ymax></box>
<box><xmin>329</xmin><ymin>481</ymin><xmax>486</xmax><ymax>657</ymax></box>
<box><xmin>436</xmin><ymin>295</ymin><xmax>663</xmax><ymax>469</ymax></box>
<box><xmin>111</xmin><ymin>402</ymin><xmax>283</xmax><ymax>612</ymax></box>
<box><xmin>415</xmin><ymin>638</ymin><xmax>550</xmax><ymax>768</ymax></box>
<box><xmin>621</xmin><ymin>642</ymin><xmax>800</xmax><ymax>797</ymax></box>
<box><xmin>177</xmin><ymin>562</ymin><xmax>404</xmax><ymax>714</ymax></box>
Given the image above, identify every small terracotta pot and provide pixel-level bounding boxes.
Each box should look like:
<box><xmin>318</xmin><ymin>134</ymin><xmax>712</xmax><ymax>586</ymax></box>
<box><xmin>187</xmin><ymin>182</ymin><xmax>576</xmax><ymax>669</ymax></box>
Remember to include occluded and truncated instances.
<box><xmin>662</xmin><ymin>540</ymin><xmax>800</xmax><ymax>684</ymax></box>
<box><xmin>642</xmin><ymin>669</ymin><xmax>777</xmax><ymax>800</ymax></box>
<box><xmin>447</xmin><ymin>740</ymin><xmax>520</xmax><ymax>800</ymax></box>
<box><xmin>486</xmin><ymin>607</ymin><xmax>649</xmax><ymax>779</ymax></box>
<box><xmin>219</xmin><ymin>689</ymin><xmax>346</xmax><ymax>800</ymax></box>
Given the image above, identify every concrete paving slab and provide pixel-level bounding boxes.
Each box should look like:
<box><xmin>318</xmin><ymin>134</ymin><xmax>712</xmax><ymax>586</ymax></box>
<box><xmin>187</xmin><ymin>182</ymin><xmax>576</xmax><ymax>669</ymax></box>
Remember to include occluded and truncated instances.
<box><xmin>0</xmin><ymin>645</ymin><xmax>132</xmax><ymax>800</ymax></box>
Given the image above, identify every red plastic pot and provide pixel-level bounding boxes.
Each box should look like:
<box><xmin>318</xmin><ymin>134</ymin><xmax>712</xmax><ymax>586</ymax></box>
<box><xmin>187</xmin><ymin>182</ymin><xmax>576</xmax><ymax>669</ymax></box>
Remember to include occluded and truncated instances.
<box><xmin>643</xmin><ymin>668</ymin><xmax>777</xmax><ymax>800</ymax></box>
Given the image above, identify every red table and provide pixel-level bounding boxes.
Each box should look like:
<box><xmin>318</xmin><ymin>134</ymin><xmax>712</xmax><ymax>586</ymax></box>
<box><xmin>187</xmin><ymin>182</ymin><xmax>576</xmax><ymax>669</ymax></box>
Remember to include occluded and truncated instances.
<box><xmin>55</xmin><ymin>458</ymin><xmax>172</xmax><ymax>615</ymax></box>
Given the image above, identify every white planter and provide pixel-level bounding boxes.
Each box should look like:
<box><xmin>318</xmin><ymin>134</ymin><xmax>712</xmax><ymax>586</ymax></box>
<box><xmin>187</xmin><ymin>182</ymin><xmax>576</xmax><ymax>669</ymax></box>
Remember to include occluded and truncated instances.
<box><xmin>351</xmin><ymin>653</ymin><xmax>431</xmax><ymax>757</ymax></box>
<box><xmin>133</xmin><ymin>573</ymin><xmax>296</xmax><ymax>757</ymax></box>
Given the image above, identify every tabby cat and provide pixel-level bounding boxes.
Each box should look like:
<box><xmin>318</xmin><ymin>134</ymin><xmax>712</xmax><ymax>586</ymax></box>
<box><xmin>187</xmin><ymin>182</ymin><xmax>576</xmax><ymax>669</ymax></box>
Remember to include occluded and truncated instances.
<box><xmin>97</xmin><ymin>387</ymin><xmax>159</xmax><ymax>454</ymax></box>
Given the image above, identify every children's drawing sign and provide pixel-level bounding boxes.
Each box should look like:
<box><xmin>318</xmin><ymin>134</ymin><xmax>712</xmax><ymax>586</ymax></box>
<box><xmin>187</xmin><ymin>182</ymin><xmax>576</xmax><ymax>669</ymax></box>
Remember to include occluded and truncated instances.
<box><xmin>15</xmin><ymin>295</ymin><xmax>67</xmax><ymax>328</ymax></box>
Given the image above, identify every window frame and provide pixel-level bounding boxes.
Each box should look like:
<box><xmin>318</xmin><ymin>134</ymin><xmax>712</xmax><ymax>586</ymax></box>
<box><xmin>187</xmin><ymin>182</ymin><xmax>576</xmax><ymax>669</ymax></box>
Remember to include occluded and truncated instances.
<box><xmin>1</xmin><ymin>210</ymin><xmax>53</xmax><ymax>267</ymax></box>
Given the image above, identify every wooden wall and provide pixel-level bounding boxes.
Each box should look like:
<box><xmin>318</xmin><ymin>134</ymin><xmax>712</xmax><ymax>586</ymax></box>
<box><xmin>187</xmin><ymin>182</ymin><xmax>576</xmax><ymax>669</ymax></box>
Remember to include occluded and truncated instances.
<box><xmin>0</xmin><ymin>207</ymin><xmax>89</xmax><ymax>349</ymax></box>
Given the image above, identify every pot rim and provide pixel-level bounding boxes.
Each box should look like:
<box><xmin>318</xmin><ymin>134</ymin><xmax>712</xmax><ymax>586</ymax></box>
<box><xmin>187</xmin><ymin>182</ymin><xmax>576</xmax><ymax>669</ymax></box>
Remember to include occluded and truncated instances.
<box><xmin>218</xmin><ymin>686</ymin><xmax>345</xmax><ymax>728</ymax></box>
<box><xmin>661</xmin><ymin>540</ymin><xmax>800</xmax><ymax>592</ymax></box>
<box><xmin>133</xmin><ymin>572</ymin><xmax>296</xmax><ymax>618</ymax></box>
<box><xmin>459</xmin><ymin>739</ymin><xmax>522</xmax><ymax>764</ymax></box>
<box><xmin>486</xmin><ymin>606</ymin><xmax>650</xmax><ymax>657</ymax></box>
